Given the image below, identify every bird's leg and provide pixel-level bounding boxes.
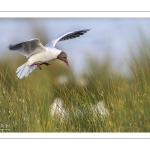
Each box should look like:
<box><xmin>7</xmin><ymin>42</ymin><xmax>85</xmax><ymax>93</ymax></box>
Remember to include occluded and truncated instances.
<box><xmin>31</xmin><ymin>63</ymin><xmax>42</xmax><ymax>70</ymax></box>
<box><xmin>31</xmin><ymin>62</ymin><xmax>50</xmax><ymax>70</ymax></box>
<box><xmin>41</xmin><ymin>62</ymin><xmax>51</xmax><ymax>66</ymax></box>
<box><xmin>37</xmin><ymin>63</ymin><xmax>42</xmax><ymax>70</ymax></box>
<box><xmin>44</xmin><ymin>62</ymin><xmax>51</xmax><ymax>66</ymax></box>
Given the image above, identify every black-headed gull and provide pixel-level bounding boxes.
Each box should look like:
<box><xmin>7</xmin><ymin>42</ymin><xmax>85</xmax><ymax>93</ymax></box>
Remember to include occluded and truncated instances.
<box><xmin>8</xmin><ymin>29</ymin><xmax>90</xmax><ymax>79</ymax></box>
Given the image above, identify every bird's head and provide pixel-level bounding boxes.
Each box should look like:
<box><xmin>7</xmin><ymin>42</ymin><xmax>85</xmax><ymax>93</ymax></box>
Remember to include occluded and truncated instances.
<box><xmin>57</xmin><ymin>51</ymin><xmax>69</xmax><ymax>67</ymax></box>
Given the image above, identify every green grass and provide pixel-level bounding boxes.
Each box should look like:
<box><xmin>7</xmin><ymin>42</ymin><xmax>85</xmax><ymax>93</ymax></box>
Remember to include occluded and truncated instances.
<box><xmin>0</xmin><ymin>42</ymin><xmax>150</xmax><ymax>132</ymax></box>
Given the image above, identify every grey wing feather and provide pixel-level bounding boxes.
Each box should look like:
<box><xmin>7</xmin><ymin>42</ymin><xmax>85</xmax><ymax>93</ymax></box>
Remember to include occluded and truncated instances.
<box><xmin>8</xmin><ymin>38</ymin><xmax>46</xmax><ymax>58</ymax></box>
<box><xmin>45</xmin><ymin>29</ymin><xmax>90</xmax><ymax>48</ymax></box>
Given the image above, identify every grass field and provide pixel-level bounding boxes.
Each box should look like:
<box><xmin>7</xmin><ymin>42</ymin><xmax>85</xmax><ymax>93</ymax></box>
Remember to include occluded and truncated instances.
<box><xmin>0</xmin><ymin>39</ymin><xmax>150</xmax><ymax>132</ymax></box>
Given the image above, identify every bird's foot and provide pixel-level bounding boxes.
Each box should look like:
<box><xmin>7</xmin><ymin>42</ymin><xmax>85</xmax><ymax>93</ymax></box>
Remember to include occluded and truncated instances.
<box><xmin>31</xmin><ymin>63</ymin><xmax>42</xmax><ymax>70</ymax></box>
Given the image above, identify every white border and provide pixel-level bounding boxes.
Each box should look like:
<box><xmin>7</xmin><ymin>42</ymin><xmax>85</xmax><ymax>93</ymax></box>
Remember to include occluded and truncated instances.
<box><xmin>0</xmin><ymin>0</ymin><xmax>150</xmax><ymax>11</ymax></box>
<box><xmin>1</xmin><ymin>12</ymin><xmax>150</xmax><ymax>18</ymax></box>
<box><xmin>0</xmin><ymin>133</ymin><xmax>149</xmax><ymax>139</ymax></box>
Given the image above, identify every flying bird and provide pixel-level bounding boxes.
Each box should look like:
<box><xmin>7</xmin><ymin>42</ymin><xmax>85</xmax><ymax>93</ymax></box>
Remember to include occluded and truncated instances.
<box><xmin>8</xmin><ymin>29</ymin><xmax>90</xmax><ymax>79</ymax></box>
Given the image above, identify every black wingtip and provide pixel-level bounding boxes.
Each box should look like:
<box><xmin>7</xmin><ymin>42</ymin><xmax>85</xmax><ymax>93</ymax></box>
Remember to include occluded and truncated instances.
<box><xmin>84</xmin><ymin>29</ymin><xmax>91</xmax><ymax>31</ymax></box>
<box><xmin>81</xmin><ymin>29</ymin><xmax>91</xmax><ymax>33</ymax></box>
<box><xmin>8</xmin><ymin>44</ymin><xmax>13</xmax><ymax>50</ymax></box>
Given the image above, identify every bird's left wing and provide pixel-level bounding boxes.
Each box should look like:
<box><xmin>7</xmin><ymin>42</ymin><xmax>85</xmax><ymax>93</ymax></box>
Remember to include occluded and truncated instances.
<box><xmin>45</xmin><ymin>29</ymin><xmax>90</xmax><ymax>48</ymax></box>
<box><xmin>8</xmin><ymin>38</ymin><xmax>46</xmax><ymax>58</ymax></box>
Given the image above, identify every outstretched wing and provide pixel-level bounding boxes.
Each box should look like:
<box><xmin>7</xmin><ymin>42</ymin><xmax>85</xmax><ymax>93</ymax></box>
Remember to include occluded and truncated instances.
<box><xmin>45</xmin><ymin>29</ymin><xmax>90</xmax><ymax>48</ymax></box>
<box><xmin>8</xmin><ymin>38</ymin><xmax>46</xmax><ymax>58</ymax></box>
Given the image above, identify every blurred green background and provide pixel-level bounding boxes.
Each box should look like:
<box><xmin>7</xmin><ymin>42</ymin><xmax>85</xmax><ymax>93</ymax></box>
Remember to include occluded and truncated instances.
<box><xmin>0</xmin><ymin>18</ymin><xmax>150</xmax><ymax>132</ymax></box>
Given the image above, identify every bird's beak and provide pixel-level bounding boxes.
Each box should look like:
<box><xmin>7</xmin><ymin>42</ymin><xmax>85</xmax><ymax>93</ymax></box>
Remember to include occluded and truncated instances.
<box><xmin>65</xmin><ymin>59</ymin><xmax>69</xmax><ymax>67</ymax></box>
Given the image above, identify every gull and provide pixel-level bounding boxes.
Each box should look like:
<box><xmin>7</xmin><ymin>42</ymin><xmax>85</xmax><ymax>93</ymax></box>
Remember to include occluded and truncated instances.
<box><xmin>8</xmin><ymin>29</ymin><xmax>90</xmax><ymax>79</ymax></box>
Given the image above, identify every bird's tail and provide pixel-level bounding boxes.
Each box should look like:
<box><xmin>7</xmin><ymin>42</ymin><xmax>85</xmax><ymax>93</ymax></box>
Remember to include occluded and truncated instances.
<box><xmin>16</xmin><ymin>62</ymin><xmax>37</xmax><ymax>79</ymax></box>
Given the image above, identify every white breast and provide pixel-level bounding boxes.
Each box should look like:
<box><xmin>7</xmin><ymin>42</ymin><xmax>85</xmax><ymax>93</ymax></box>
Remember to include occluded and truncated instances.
<box><xmin>27</xmin><ymin>48</ymin><xmax>62</xmax><ymax>66</ymax></box>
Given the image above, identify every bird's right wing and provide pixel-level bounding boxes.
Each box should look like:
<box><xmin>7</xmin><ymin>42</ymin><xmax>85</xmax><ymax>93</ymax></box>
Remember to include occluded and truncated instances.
<box><xmin>8</xmin><ymin>38</ymin><xmax>46</xmax><ymax>58</ymax></box>
<box><xmin>45</xmin><ymin>29</ymin><xmax>90</xmax><ymax>48</ymax></box>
